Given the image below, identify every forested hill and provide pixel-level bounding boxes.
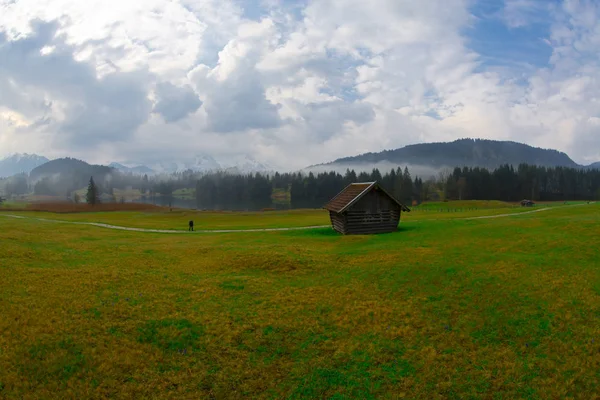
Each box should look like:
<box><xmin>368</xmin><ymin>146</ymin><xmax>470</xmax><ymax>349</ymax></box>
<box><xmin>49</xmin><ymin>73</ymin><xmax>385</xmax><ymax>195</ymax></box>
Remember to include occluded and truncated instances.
<box><xmin>30</xmin><ymin>158</ymin><xmax>114</xmax><ymax>181</ymax></box>
<box><xmin>588</xmin><ymin>162</ymin><xmax>600</xmax><ymax>170</ymax></box>
<box><xmin>28</xmin><ymin>158</ymin><xmax>115</xmax><ymax>196</ymax></box>
<box><xmin>325</xmin><ymin>139</ymin><xmax>580</xmax><ymax>169</ymax></box>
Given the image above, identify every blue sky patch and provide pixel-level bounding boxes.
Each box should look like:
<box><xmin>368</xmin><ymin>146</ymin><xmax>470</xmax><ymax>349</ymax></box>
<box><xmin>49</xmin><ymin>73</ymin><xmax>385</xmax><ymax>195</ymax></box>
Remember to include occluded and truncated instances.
<box><xmin>466</xmin><ymin>0</ymin><xmax>557</xmax><ymax>75</ymax></box>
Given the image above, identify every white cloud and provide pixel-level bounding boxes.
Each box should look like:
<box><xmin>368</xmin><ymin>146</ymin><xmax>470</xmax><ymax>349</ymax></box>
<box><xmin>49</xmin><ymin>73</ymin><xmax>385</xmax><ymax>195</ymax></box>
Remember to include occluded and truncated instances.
<box><xmin>0</xmin><ymin>0</ymin><xmax>599</xmax><ymax>169</ymax></box>
<box><xmin>502</xmin><ymin>0</ymin><xmax>551</xmax><ymax>28</ymax></box>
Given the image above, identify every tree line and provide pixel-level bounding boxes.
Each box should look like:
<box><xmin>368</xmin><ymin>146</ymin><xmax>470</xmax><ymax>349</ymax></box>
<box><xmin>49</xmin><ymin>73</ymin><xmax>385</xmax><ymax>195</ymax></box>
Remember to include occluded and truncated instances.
<box><xmin>2</xmin><ymin>164</ymin><xmax>600</xmax><ymax>209</ymax></box>
<box><xmin>177</xmin><ymin>164</ymin><xmax>600</xmax><ymax>209</ymax></box>
<box><xmin>440</xmin><ymin>164</ymin><xmax>600</xmax><ymax>202</ymax></box>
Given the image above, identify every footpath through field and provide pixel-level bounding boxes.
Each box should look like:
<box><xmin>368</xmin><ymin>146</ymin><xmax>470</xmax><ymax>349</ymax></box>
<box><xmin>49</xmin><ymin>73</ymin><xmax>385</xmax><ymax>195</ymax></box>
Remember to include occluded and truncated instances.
<box><xmin>0</xmin><ymin>203</ymin><xmax>595</xmax><ymax>233</ymax></box>
<box><xmin>0</xmin><ymin>214</ymin><xmax>330</xmax><ymax>233</ymax></box>
<box><xmin>463</xmin><ymin>202</ymin><xmax>595</xmax><ymax>220</ymax></box>
<box><xmin>464</xmin><ymin>207</ymin><xmax>552</xmax><ymax>220</ymax></box>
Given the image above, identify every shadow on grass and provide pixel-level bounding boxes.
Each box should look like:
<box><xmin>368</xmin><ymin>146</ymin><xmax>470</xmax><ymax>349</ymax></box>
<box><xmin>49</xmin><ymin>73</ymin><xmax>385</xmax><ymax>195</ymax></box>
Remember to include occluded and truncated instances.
<box><xmin>397</xmin><ymin>224</ymin><xmax>418</xmax><ymax>233</ymax></box>
<box><xmin>283</xmin><ymin>228</ymin><xmax>338</xmax><ymax>238</ymax></box>
<box><xmin>286</xmin><ymin>224</ymin><xmax>419</xmax><ymax>238</ymax></box>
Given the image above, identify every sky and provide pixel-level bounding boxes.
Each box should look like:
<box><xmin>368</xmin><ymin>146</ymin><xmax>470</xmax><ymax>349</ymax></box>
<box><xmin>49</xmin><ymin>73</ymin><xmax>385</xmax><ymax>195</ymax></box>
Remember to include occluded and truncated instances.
<box><xmin>0</xmin><ymin>0</ymin><xmax>599</xmax><ymax>170</ymax></box>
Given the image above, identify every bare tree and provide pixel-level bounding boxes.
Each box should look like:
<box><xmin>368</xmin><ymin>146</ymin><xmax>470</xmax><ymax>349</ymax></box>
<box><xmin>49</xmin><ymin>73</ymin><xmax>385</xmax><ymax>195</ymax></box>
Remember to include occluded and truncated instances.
<box><xmin>437</xmin><ymin>168</ymin><xmax>452</xmax><ymax>201</ymax></box>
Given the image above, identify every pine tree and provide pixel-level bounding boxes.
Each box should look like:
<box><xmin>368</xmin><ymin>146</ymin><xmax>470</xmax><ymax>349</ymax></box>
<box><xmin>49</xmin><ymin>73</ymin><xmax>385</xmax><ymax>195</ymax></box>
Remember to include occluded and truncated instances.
<box><xmin>371</xmin><ymin>168</ymin><xmax>383</xmax><ymax>183</ymax></box>
<box><xmin>343</xmin><ymin>169</ymin><xmax>357</xmax><ymax>186</ymax></box>
<box><xmin>86</xmin><ymin>176</ymin><xmax>99</xmax><ymax>205</ymax></box>
<box><xmin>393</xmin><ymin>168</ymin><xmax>403</xmax><ymax>200</ymax></box>
<box><xmin>402</xmin><ymin>167</ymin><xmax>413</xmax><ymax>204</ymax></box>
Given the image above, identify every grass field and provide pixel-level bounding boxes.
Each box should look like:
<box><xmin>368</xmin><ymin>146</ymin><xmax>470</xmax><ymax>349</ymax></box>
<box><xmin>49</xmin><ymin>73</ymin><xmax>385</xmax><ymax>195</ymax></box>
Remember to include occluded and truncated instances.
<box><xmin>2</xmin><ymin>208</ymin><xmax>329</xmax><ymax>230</ymax></box>
<box><xmin>0</xmin><ymin>201</ymin><xmax>27</xmax><ymax>209</ymax></box>
<box><xmin>1</xmin><ymin>203</ymin><xmax>599</xmax><ymax>398</ymax></box>
<box><xmin>0</xmin><ymin>201</ymin><xmax>579</xmax><ymax>231</ymax></box>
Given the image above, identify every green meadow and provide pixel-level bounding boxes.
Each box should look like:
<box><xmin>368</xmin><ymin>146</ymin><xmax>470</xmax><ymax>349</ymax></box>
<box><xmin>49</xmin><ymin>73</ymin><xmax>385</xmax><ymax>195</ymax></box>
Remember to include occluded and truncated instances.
<box><xmin>1</xmin><ymin>200</ymin><xmax>572</xmax><ymax>230</ymax></box>
<box><xmin>1</xmin><ymin>203</ymin><xmax>599</xmax><ymax>398</ymax></box>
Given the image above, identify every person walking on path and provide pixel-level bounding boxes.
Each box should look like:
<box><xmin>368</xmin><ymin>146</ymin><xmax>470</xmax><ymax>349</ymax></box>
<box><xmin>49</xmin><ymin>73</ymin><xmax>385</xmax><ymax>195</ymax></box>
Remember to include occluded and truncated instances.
<box><xmin>188</xmin><ymin>220</ymin><xmax>194</xmax><ymax>231</ymax></box>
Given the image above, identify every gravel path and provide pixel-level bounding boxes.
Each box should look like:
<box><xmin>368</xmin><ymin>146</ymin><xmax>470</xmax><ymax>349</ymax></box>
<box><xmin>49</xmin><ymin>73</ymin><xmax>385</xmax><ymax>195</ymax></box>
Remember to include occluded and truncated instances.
<box><xmin>0</xmin><ymin>203</ymin><xmax>593</xmax><ymax>234</ymax></box>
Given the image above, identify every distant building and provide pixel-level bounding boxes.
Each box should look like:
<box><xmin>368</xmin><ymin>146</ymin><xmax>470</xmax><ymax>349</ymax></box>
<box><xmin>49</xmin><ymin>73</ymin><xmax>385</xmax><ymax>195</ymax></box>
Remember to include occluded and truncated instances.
<box><xmin>521</xmin><ymin>199</ymin><xmax>535</xmax><ymax>207</ymax></box>
<box><xmin>324</xmin><ymin>182</ymin><xmax>410</xmax><ymax>235</ymax></box>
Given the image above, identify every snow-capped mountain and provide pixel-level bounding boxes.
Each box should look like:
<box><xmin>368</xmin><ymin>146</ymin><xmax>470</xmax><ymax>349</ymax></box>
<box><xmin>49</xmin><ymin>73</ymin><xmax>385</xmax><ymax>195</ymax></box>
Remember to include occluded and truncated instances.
<box><xmin>0</xmin><ymin>153</ymin><xmax>50</xmax><ymax>177</ymax></box>
<box><xmin>187</xmin><ymin>154</ymin><xmax>221</xmax><ymax>172</ymax></box>
<box><xmin>218</xmin><ymin>155</ymin><xmax>272</xmax><ymax>174</ymax></box>
<box><xmin>149</xmin><ymin>154</ymin><xmax>221</xmax><ymax>174</ymax></box>
<box><xmin>109</xmin><ymin>154</ymin><xmax>271</xmax><ymax>175</ymax></box>
<box><xmin>109</xmin><ymin>162</ymin><xmax>155</xmax><ymax>175</ymax></box>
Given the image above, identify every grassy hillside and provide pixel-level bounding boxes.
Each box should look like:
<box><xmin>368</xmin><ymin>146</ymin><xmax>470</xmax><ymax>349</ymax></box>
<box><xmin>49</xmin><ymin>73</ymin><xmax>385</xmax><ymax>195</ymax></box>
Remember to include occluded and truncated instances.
<box><xmin>1</xmin><ymin>204</ymin><xmax>599</xmax><ymax>398</ymax></box>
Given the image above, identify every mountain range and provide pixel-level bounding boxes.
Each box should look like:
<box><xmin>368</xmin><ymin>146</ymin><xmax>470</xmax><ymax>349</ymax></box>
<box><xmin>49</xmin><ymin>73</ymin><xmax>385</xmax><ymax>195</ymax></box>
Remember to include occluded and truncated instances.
<box><xmin>0</xmin><ymin>153</ymin><xmax>49</xmax><ymax>178</ymax></box>
<box><xmin>108</xmin><ymin>163</ymin><xmax>156</xmax><ymax>175</ymax></box>
<box><xmin>319</xmin><ymin>139</ymin><xmax>598</xmax><ymax>171</ymax></box>
<box><xmin>1</xmin><ymin>139</ymin><xmax>599</xmax><ymax>179</ymax></box>
<box><xmin>108</xmin><ymin>155</ymin><xmax>271</xmax><ymax>175</ymax></box>
<box><xmin>0</xmin><ymin>154</ymin><xmax>272</xmax><ymax>178</ymax></box>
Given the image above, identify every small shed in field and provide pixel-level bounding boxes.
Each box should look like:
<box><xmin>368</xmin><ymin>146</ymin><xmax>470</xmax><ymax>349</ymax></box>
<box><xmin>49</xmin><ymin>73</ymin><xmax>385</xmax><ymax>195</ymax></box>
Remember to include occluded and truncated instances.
<box><xmin>324</xmin><ymin>182</ymin><xmax>410</xmax><ymax>235</ymax></box>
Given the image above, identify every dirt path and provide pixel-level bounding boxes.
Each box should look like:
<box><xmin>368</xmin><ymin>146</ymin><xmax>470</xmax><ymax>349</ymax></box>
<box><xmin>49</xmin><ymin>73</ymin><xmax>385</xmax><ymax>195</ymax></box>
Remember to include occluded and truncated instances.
<box><xmin>464</xmin><ymin>207</ymin><xmax>551</xmax><ymax>220</ymax></box>
<box><xmin>0</xmin><ymin>214</ymin><xmax>330</xmax><ymax>233</ymax></box>
<box><xmin>0</xmin><ymin>203</ymin><xmax>593</xmax><ymax>234</ymax></box>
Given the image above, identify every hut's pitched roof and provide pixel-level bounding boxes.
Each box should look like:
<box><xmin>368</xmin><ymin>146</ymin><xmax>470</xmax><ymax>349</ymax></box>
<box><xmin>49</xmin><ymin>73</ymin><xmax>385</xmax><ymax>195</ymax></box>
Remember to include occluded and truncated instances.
<box><xmin>324</xmin><ymin>182</ymin><xmax>410</xmax><ymax>213</ymax></box>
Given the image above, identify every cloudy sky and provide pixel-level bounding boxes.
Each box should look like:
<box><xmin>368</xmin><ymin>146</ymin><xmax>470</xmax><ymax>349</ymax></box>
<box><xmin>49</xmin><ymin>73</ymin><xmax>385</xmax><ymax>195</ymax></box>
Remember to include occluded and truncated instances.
<box><xmin>0</xmin><ymin>0</ymin><xmax>599</xmax><ymax>169</ymax></box>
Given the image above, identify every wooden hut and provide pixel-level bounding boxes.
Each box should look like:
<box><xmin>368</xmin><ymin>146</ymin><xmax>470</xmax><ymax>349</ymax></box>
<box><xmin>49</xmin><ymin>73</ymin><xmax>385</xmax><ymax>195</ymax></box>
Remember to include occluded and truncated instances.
<box><xmin>324</xmin><ymin>182</ymin><xmax>410</xmax><ymax>235</ymax></box>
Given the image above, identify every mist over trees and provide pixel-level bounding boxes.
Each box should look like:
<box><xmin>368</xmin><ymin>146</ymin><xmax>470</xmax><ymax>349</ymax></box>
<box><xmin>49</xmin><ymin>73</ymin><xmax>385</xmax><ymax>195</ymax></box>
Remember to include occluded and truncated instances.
<box><xmin>156</xmin><ymin>164</ymin><xmax>600</xmax><ymax>209</ymax></box>
<box><xmin>4</xmin><ymin>173</ymin><xmax>29</xmax><ymax>195</ymax></box>
<box><xmin>1</xmin><ymin>161</ymin><xmax>599</xmax><ymax>210</ymax></box>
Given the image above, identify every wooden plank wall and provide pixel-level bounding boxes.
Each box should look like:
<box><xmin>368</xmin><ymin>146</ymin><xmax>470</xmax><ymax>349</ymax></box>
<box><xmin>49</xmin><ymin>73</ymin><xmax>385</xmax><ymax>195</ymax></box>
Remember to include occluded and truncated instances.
<box><xmin>345</xmin><ymin>209</ymin><xmax>400</xmax><ymax>234</ymax></box>
<box><xmin>329</xmin><ymin>212</ymin><xmax>347</xmax><ymax>234</ymax></box>
<box><xmin>329</xmin><ymin>209</ymin><xmax>401</xmax><ymax>235</ymax></box>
